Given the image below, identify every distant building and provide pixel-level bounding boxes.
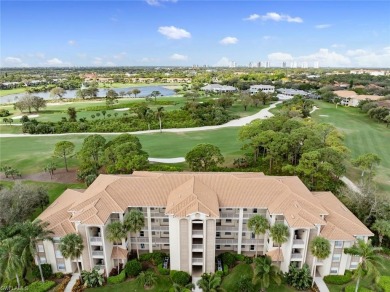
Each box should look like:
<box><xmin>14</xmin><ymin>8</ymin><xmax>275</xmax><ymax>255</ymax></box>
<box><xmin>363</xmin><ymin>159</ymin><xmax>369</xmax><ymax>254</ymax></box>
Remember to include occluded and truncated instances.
<box><xmin>200</xmin><ymin>84</ymin><xmax>237</xmax><ymax>93</ymax></box>
<box><xmin>249</xmin><ymin>85</ymin><xmax>275</xmax><ymax>95</ymax></box>
<box><xmin>333</xmin><ymin>90</ymin><xmax>382</xmax><ymax>107</ymax></box>
<box><xmin>277</xmin><ymin>88</ymin><xmax>309</xmax><ymax>100</ymax></box>
<box><xmin>350</xmin><ymin>69</ymin><xmax>387</xmax><ymax>76</ymax></box>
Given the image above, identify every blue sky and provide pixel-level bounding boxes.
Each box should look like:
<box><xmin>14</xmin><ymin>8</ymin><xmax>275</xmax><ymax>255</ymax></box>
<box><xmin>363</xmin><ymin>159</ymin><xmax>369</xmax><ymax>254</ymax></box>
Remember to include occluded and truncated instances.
<box><xmin>1</xmin><ymin>0</ymin><xmax>389</xmax><ymax>67</ymax></box>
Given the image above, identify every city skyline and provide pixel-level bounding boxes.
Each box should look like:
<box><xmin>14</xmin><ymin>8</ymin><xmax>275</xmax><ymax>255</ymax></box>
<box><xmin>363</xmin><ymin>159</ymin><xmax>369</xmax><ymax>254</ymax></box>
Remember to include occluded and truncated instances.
<box><xmin>1</xmin><ymin>0</ymin><xmax>389</xmax><ymax>68</ymax></box>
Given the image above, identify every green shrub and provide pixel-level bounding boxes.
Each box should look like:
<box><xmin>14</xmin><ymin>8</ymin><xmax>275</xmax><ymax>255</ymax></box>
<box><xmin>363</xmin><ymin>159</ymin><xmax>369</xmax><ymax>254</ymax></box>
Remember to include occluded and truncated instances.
<box><xmin>0</xmin><ymin>109</ymin><xmax>11</xmax><ymax>117</ymax></box>
<box><xmin>139</xmin><ymin>252</ymin><xmax>167</xmax><ymax>266</ymax></box>
<box><xmin>378</xmin><ymin>276</ymin><xmax>390</xmax><ymax>292</ymax></box>
<box><xmin>235</xmin><ymin>254</ymin><xmax>245</xmax><ymax>261</ymax></box>
<box><xmin>244</xmin><ymin>256</ymin><xmax>253</xmax><ymax>264</ymax></box>
<box><xmin>54</xmin><ymin>272</ymin><xmax>65</xmax><ymax>279</ymax></box>
<box><xmin>1</xmin><ymin>277</ymin><xmax>26</xmax><ymax>289</ymax></box>
<box><xmin>215</xmin><ymin>271</ymin><xmax>224</xmax><ymax>278</ymax></box>
<box><xmin>107</xmin><ymin>270</ymin><xmax>126</xmax><ymax>284</ymax></box>
<box><xmin>344</xmin><ymin>285</ymin><xmax>373</xmax><ymax>292</ymax></box>
<box><xmin>27</xmin><ymin>281</ymin><xmax>56</xmax><ymax>292</ymax></box>
<box><xmin>223</xmin><ymin>264</ymin><xmax>229</xmax><ymax>276</ymax></box>
<box><xmin>170</xmin><ymin>270</ymin><xmax>191</xmax><ymax>286</ymax></box>
<box><xmin>125</xmin><ymin>259</ymin><xmax>142</xmax><ymax>277</ymax></box>
<box><xmin>32</xmin><ymin>264</ymin><xmax>53</xmax><ymax>280</ymax></box>
<box><xmin>324</xmin><ymin>270</ymin><xmax>352</xmax><ymax>285</ymax></box>
<box><xmin>220</xmin><ymin>252</ymin><xmax>236</xmax><ymax>267</ymax></box>
<box><xmin>157</xmin><ymin>263</ymin><xmax>170</xmax><ymax>275</ymax></box>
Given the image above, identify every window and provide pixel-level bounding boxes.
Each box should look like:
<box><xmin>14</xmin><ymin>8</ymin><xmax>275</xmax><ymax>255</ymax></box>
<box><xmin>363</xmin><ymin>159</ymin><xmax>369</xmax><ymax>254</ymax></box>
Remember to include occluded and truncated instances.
<box><xmin>163</xmin><ymin>232</ymin><xmax>169</xmax><ymax>235</ymax></box>
<box><xmin>350</xmin><ymin>262</ymin><xmax>358</xmax><ymax>269</ymax></box>
<box><xmin>216</xmin><ymin>232</ymin><xmax>220</xmax><ymax>237</ymax></box>
<box><xmin>141</xmin><ymin>244</ymin><xmax>145</xmax><ymax>249</ymax></box>
<box><xmin>38</xmin><ymin>245</ymin><xmax>44</xmax><ymax>252</ymax></box>
<box><xmin>163</xmin><ymin>218</ymin><xmax>169</xmax><ymax>222</ymax></box>
<box><xmin>225</xmin><ymin>232</ymin><xmax>231</xmax><ymax>235</ymax></box>
<box><xmin>216</xmin><ymin>245</ymin><xmax>220</xmax><ymax>250</ymax></box>
<box><xmin>40</xmin><ymin>257</ymin><xmax>46</xmax><ymax>263</ymax></box>
<box><xmin>332</xmin><ymin>254</ymin><xmax>341</xmax><ymax>262</ymax></box>
<box><xmin>250</xmin><ymin>245</ymin><xmax>255</xmax><ymax>251</ymax></box>
<box><xmin>226</xmin><ymin>208</ymin><xmax>233</xmax><ymax>211</ymax></box>
<box><xmin>152</xmin><ymin>231</ymin><xmax>156</xmax><ymax>235</ymax></box>
<box><xmin>241</xmin><ymin>245</ymin><xmax>245</xmax><ymax>248</ymax></box>
<box><xmin>55</xmin><ymin>250</ymin><xmax>63</xmax><ymax>258</ymax></box>
<box><xmin>151</xmin><ymin>219</ymin><xmax>155</xmax><ymax>223</ymax></box>
<box><xmin>243</xmin><ymin>208</ymin><xmax>247</xmax><ymax>211</ymax></box>
<box><xmin>226</xmin><ymin>219</ymin><xmax>232</xmax><ymax>223</ymax></box>
<box><xmin>334</xmin><ymin>241</ymin><xmax>343</xmax><ymax>248</ymax></box>
<box><xmin>330</xmin><ymin>268</ymin><xmax>338</xmax><ymax>275</ymax></box>
<box><xmin>57</xmin><ymin>263</ymin><xmax>65</xmax><ymax>270</ymax></box>
<box><xmin>251</xmin><ymin>233</ymin><xmax>255</xmax><ymax>239</ymax></box>
<box><xmin>225</xmin><ymin>245</ymin><xmax>231</xmax><ymax>248</ymax></box>
<box><xmin>253</xmin><ymin>208</ymin><xmax>257</xmax><ymax>213</ymax></box>
<box><xmin>140</xmin><ymin>231</ymin><xmax>144</xmax><ymax>237</ymax></box>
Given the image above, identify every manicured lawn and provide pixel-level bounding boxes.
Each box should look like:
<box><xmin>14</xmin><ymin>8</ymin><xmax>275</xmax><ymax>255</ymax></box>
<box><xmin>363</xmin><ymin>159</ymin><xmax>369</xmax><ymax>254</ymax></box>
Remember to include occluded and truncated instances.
<box><xmin>87</xmin><ymin>274</ymin><xmax>172</xmax><ymax>292</ymax></box>
<box><xmin>0</xmin><ymin>87</ymin><xmax>26</xmax><ymax>97</ymax></box>
<box><xmin>311</xmin><ymin>101</ymin><xmax>390</xmax><ymax>193</ymax></box>
<box><xmin>221</xmin><ymin>263</ymin><xmax>298</xmax><ymax>292</ymax></box>
<box><xmin>0</xmin><ymin>127</ymin><xmax>242</xmax><ymax>174</ymax></box>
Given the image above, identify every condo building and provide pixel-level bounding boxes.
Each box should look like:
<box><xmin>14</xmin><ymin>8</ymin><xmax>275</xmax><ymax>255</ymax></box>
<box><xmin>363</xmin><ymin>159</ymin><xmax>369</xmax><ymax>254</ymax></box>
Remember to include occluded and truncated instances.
<box><xmin>36</xmin><ymin>172</ymin><xmax>372</xmax><ymax>278</ymax></box>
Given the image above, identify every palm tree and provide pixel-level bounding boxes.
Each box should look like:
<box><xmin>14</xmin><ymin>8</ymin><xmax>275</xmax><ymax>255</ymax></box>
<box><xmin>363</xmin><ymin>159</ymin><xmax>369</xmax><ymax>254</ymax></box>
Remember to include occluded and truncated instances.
<box><xmin>150</xmin><ymin>90</ymin><xmax>161</xmax><ymax>102</ymax></box>
<box><xmin>17</xmin><ymin>219</ymin><xmax>53</xmax><ymax>282</ymax></box>
<box><xmin>196</xmin><ymin>273</ymin><xmax>224</xmax><ymax>292</ymax></box>
<box><xmin>137</xmin><ymin>271</ymin><xmax>158</xmax><ymax>288</ymax></box>
<box><xmin>248</xmin><ymin>215</ymin><xmax>269</xmax><ymax>257</ymax></box>
<box><xmin>270</xmin><ymin>223</ymin><xmax>289</xmax><ymax>267</ymax></box>
<box><xmin>253</xmin><ymin>256</ymin><xmax>282</xmax><ymax>291</ymax></box>
<box><xmin>344</xmin><ymin>239</ymin><xmax>383</xmax><ymax>292</ymax></box>
<box><xmin>106</xmin><ymin>221</ymin><xmax>126</xmax><ymax>274</ymax></box>
<box><xmin>310</xmin><ymin>236</ymin><xmax>331</xmax><ymax>280</ymax></box>
<box><xmin>156</xmin><ymin>106</ymin><xmax>164</xmax><ymax>133</ymax></box>
<box><xmin>59</xmin><ymin>233</ymin><xmax>84</xmax><ymax>275</ymax></box>
<box><xmin>0</xmin><ymin>238</ymin><xmax>23</xmax><ymax>288</ymax></box>
<box><xmin>123</xmin><ymin>209</ymin><xmax>145</xmax><ymax>260</ymax></box>
<box><xmin>132</xmin><ymin>88</ymin><xmax>141</xmax><ymax>98</ymax></box>
<box><xmin>172</xmin><ymin>283</ymin><xmax>195</xmax><ymax>292</ymax></box>
<box><xmin>371</xmin><ymin>219</ymin><xmax>390</xmax><ymax>247</ymax></box>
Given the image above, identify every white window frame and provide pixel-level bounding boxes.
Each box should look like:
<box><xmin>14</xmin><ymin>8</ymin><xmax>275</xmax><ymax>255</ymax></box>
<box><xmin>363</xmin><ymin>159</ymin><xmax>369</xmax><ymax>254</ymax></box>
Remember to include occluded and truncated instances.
<box><xmin>334</xmin><ymin>241</ymin><xmax>343</xmax><ymax>248</ymax></box>
<box><xmin>57</xmin><ymin>263</ymin><xmax>65</xmax><ymax>270</ymax></box>
<box><xmin>332</xmin><ymin>254</ymin><xmax>341</xmax><ymax>262</ymax></box>
<box><xmin>55</xmin><ymin>250</ymin><xmax>63</xmax><ymax>258</ymax></box>
<box><xmin>330</xmin><ymin>268</ymin><xmax>338</xmax><ymax>275</ymax></box>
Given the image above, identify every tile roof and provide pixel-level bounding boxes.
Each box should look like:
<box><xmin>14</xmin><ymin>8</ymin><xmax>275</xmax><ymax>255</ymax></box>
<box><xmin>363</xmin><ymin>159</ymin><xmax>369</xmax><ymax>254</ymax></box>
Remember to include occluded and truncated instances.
<box><xmin>38</xmin><ymin>173</ymin><xmax>370</xmax><ymax>241</ymax></box>
<box><xmin>333</xmin><ymin>90</ymin><xmax>382</xmax><ymax>100</ymax></box>
<box><xmin>266</xmin><ymin>249</ymin><xmax>284</xmax><ymax>262</ymax></box>
<box><xmin>312</xmin><ymin>192</ymin><xmax>373</xmax><ymax>240</ymax></box>
<box><xmin>111</xmin><ymin>247</ymin><xmax>128</xmax><ymax>259</ymax></box>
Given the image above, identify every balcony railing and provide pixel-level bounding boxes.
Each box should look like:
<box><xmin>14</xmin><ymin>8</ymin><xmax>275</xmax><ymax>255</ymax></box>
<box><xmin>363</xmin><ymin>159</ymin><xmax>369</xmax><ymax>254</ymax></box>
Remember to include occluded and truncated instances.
<box><xmin>94</xmin><ymin>264</ymin><xmax>105</xmax><ymax>270</ymax></box>
<box><xmin>192</xmin><ymin>244</ymin><xmax>203</xmax><ymax>251</ymax></box>
<box><xmin>216</xmin><ymin>226</ymin><xmax>239</xmax><ymax>232</ymax></box>
<box><xmin>220</xmin><ymin>213</ymin><xmax>240</xmax><ymax>218</ymax></box>
<box><xmin>90</xmin><ymin>237</ymin><xmax>102</xmax><ymax>243</ymax></box>
<box><xmin>242</xmin><ymin>239</ymin><xmax>261</xmax><ymax>244</ymax></box>
<box><xmin>216</xmin><ymin>239</ymin><xmax>239</xmax><ymax>245</ymax></box>
<box><xmin>192</xmin><ymin>258</ymin><xmax>203</xmax><ymax>264</ymax></box>
<box><xmin>293</xmin><ymin>239</ymin><xmax>305</xmax><ymax>246</ymax></box>
<box><xmin>291</xmin><ymin>253</ymin><xmax>303</xmax><ymax>260</ymax></box>
<box><xmin>192</xmin><ymin>230</ymin><xmax>203</xmax><ymax>237</ymax></box>
<box><xmin>92</xmin><ymin>251</ymin><xmax>104</xmax><ymax>256</ymax></box>
<box><xmin>275</xmin><ymin>219</ymin><xmax>285</xmax><ymax>225</ymax></box>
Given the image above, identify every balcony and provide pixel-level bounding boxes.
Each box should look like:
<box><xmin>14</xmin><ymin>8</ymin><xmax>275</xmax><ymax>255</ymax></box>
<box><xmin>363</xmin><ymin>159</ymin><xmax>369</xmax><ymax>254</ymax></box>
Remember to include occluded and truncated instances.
<box><xmin>216</xmin><ymin>226</ymin><xmax>239</xmax><ymax>232</ymax></box>
<box><xmin>216</xmin><ymin>239</ymin><xmax>238</xmax><ymax>245</ymax></box>
<box><xmin>316</xmin><ymin>259</ymin><xmax>324</xmax><ymax>266</ymax></box>
<box><xmin>275</xmin><ymin>219</ymin><xmax>285</xmax><ymax>225</ymax></box>
<box><xmin>192</xmin><ymin>244</ymin><xmax>203</xmax><ymax>252</ymax></box>
<box><xmin>92</xmin><ymin>251</ymin><xmax>104</xmax><ymax>258</ymax></box>
<box><xmin>220</xmin><ymin>213</ymin><xmax>240</xmax><ymax>219</ymax></box>
<box><xmin>192</xmin><ymin>258</ymin><xmax>203</xmax><ymax>265</ymax></box>
<box><xmin>242</xmin><ymin>239</ymin><xmax>260</xmax><ymax>245</ymax></box>
<box><xmin>94</xmin><ymin>264</ymin><xmax>105</xmax><ymax>270</ymax></box>
<box><xmin>192</xmin><ymin>230</ymin><xmax>203</xmax><ymax>238</ymax></box>
<box><xmin>293</xmin><ymin>239</ymin><xmax>305</xmax><ymax>247</ymax></box>
<box><xmin>291</xmin><ymin>253</ymin><xmax>303</xmax><ymax>261</ymax></box>
<box><xmin>90</xmin><ymin>237</ymin><xmax>102</xmax><ymax>245</ymax></box>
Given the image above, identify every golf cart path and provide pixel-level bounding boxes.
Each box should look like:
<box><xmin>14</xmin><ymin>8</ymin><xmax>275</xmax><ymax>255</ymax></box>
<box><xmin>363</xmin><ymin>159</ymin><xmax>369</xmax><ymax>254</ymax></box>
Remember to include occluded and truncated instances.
<box><xmin>0</xmin><ymin>101</ymin><xmax>282</xmax><ymax>137</ymax></box>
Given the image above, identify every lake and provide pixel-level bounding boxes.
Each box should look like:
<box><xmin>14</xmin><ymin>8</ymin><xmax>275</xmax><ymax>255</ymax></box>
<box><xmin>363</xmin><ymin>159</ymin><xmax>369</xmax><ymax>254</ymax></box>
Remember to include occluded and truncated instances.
<box><xmin>0</xmin><ymin>86</ymin><xmax>175</xmax><ymax>104</ymax></box>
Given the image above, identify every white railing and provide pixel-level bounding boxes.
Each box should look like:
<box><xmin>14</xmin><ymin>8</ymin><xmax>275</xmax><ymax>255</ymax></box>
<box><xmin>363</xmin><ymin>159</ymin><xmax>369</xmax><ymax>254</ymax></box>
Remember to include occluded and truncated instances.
<box><xmin>94</xmin><ymin>264</ymin><xmax>105</xmax><ymax>270</ymax></box>
<box><xmin>220</xmin><ymin>213</ymin><xmax>240</xmax><ymax>218</ymax></box>
<box><xmin>192</xmin><ymin>244</ymin><xmax>203</xmax><ymax>250</ymax></box>
<box><xmin>192</xmin><ymin>258</ymin><xmax>203</xmax><ymax>264</ymax></box>
<box><xmin>216</xmin><ymin>239</ymin><xmax>238</xmax><ymax>245</ymax></box>
<box><xmin>90</xmin><ymin>237</ymin><xmax>102</xmax><ymax>242</ymax></box>
<box><xmin>192</xmin><ymin>230</ymin><xmax>203</xmax><ymax>236</ymax></box>
<box><xmin>291</xmin><ymin>253</ymin><xmax>303</xmax><ymax>259</ymax></box>
<box><xmin>216</xmin><ymin>226</ymin><xmax>239</xmax><ymax>232</ymax></box>
<box><xmin>242</xmin><ymin>239</ymin><xmax>260</xmax><ymax>244</ymax></box>
<box><xmin>275</xmin><ymin>219</ymin><xmax>285</xmax><ymax>224</ymax></box>
<box><xmin>92</xmin><ymin>251</ymin><xmax>104</xmax><ymax>256</ymax></box>
<box><xmin>293</xmin><ymin>239</ymin><xmax>305</xmax><ymax>245</ymax></box>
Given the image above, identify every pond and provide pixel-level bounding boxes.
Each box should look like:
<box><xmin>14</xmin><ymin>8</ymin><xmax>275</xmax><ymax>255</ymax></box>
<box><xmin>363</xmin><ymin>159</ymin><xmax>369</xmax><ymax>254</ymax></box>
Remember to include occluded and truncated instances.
<box><xmin>0</xmin><ymin>85</ymin><xmax>175</xmax><ymax>104</ymax></box>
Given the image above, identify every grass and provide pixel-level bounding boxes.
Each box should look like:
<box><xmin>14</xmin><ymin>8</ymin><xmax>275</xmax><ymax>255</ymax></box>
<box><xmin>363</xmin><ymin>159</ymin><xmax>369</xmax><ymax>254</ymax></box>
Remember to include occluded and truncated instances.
<box><xmin>87</xmin><ymin>274</ymin><xmax>172</xmax><ymax>292</ymax></box>
<box><xmin>311</xmin><ymin>101</ymin><xmax>390</xmax><ymax>192</ymax></box>
<box><xmin>0</xmin><ymin>127</ymin><xmax>242</xmax><ymax>174</ymax></box>
<box><xmin>0</xmin><ymin>87</ymin><xmax>26</xmax><ymax>97</ymax></box>
<box><xmin>221</xmin><ymin>263</ymin><xmax>298</xmax><ymax>292</ymax></box>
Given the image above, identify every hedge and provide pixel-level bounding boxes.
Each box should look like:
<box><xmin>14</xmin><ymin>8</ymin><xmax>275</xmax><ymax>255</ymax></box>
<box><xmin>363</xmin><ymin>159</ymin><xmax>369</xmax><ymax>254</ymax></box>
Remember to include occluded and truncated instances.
<box><xmin>107</xmin><ymin>270</ymin><xmax>126</xmax><ymax>284</ymax></box>
<box><xmin>324</xmin><ymin>270</ymin><xmax>353</xmax><ymax>285</ymax></box>
<box><xmin>379</xmin><ymin>276</ymin><xmax>390</xmax><ymax>292</ymax></box>
<box><xmin>27</xmin><ymin>281</ymin><xmax>56</xmax><ymax>292</ymax></box>
<box><xmin>215</xmin><ymin>271</ymin><xmax>224</xmax><ymax>278</ymax></box>
<box><xmin>125</xmin><ymin>260</ymin><xmax>142</xmax><ymax>277</ymax></box>
<box><xmin>223</xmin><ymin>264</ymin><xmax>229</xmax><ymax>276</ymax></box>
<box><xmin>139</xmin><ymin>252</ymin><xmax>167</xmax><ymax>266</ymax></box>
<box><xmin>170</xmin><ymin>270</ymin><xmax>191</xmax><ymax>286</ymax></box>
<box><xmin>344</xmin><ymin>285</ymin><xmax>373</xmax><ymax>292</ymax></box>
<box><xmin>219</xmin><ymin>252</ymin><xmax>236</xmax><ymax>268</ymax></box>
<box><xmin>158</xmin><ymin>263</ymin><xmax>170</xmax><ymax>275</ymax></box>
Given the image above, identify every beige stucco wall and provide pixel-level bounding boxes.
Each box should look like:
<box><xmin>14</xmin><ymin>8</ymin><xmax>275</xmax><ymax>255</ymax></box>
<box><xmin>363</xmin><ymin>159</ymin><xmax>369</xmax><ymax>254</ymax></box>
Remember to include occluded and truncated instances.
<box><xmin>205</xmin><ymin>219</ymin><xmax>216</xmax><ymax>273</ymax></box>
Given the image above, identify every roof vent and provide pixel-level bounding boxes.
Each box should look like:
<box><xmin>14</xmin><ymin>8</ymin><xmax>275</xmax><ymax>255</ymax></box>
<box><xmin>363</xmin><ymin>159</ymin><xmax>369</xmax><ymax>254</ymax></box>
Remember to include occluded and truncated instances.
<box><xmin>291</xmin><ymin>214</ymin><xmax>295</xmax><ymax>219</ymax></box>
<box><xmin>294</xmin><ymin>203</ymin><xmax>299</xmax><ymax>208</ymax></box>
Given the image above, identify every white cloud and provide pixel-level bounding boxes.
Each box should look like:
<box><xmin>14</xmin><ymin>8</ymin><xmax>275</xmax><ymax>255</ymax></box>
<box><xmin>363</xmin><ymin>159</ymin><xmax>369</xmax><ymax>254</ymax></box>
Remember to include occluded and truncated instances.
<box><xmin>68</xmin><ymin>40</ymin><xmax>76</xmax><ymax>46</ymax></box>
<box><xmin>146</xmin><ymin>0</ymin><xmax>177</xmax><ymax>6</ymax></box>
<box><xmin>46</xmin><ymin>58</ymin><xmax>64</xmax><ymax>66</ymax></box>
<box><xmin>158</xmin><ymin>26</ymin><xmax>191</xmax><ymax>39</ymax></box>
<box><xmin>297</xmin><ymin>49</ymin><xmax>351</xmax><ymax>66</ymax></box>
<box><xmin>243</xmin><ymin>14</ymin><xmax>260</xmax><ymax>21</ymax></box>
<box><xmin>170</xmin><ymin>53</ymin><xmax>188</xmax><ymax>61</ymax></box>
<box><xmin>268</xmin><ymin>52</ymin><xmax>294</xmax><ymax>61</ymax></box>
<box><xmin>256</xmin><ymin>12</ymin><xmax>303</xmax><ymax>23</ymax></box>
<box><xmin>220</xmin><ymin>36</ymin><xmax>238</xmax><ymax>45</ymax></box>
<box><xmin>315</xmin><ymin>24</ymin><xmax>331</xmax><ymax>29</ymax></box>
<box><xmin>214</xmin><ymin>57</ymin><xmax>232</xmax><ymax>67</ymax></box>
<box><xmin>346</xmin><ymin>49</ymin><xmax>368</xmax><ymax>57</ymax></box>
<box><xmin>352</xmin><ymin>47</ymin><xmax>390</xmax><ymax>67</ymax></box>
<box><xmin>113</xmin><ymin>52</ymin><xmax>127</xmax><ymax>60</ymax></box>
